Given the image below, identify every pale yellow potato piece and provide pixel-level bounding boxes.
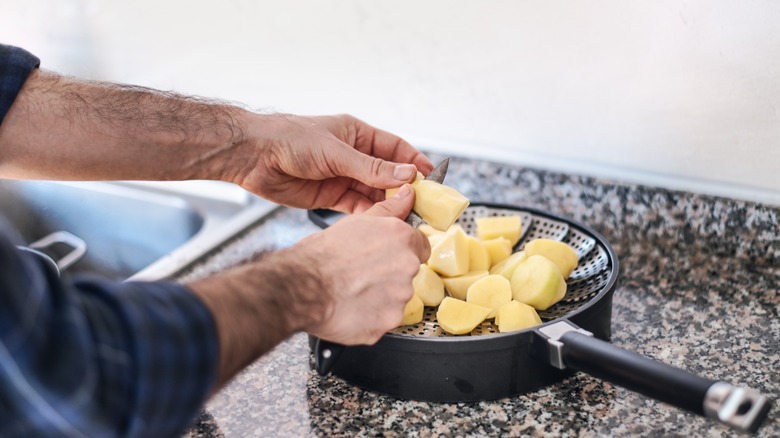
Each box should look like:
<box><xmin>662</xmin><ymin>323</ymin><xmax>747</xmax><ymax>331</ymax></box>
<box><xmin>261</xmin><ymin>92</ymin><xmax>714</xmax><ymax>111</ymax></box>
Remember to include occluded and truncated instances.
<box><xmin>523</xmin><ymin>238</ymin><xmax>579</xmax><ymax>278</ymax></box>
<box><xmin>436</xmin><ymin>297</ymin><xmax>492</xmax><ymax>335</ymax></box>
<box><xmin>428</xmin><ymin>226</ymin><xmax>470</xmax><ymax>277</ymax></box>
<box><xmin>413</xmin><ymin>264</ymin><xmax>446</xmax><ymax>306</ymax></box>
<box><xmin>442</xmin><ymin>271</ymin><xmax>489</xmax><ymax>301</ymax></box>
<box><xmin>386</xmin><ymin>172</ymin><xmax>424</xmax><ymax>199</ymax></box>
<box><xmin>510</xmin><ymin>255</ymin><xmax>567</xmax><ymax>310</ymax></box>
<box><xmin>489</xmin><ymin>251</ymin><xmax>527</xmax><ymax>279</ymax></box>
<box><xmin>482</xmin><ymin>237</ymin><xmax>513</xmax><ymax>266</ymax></box>
<box><xmin>475</xmin><ymin>215</ymin><xmax>523</xmax><ymax>246</ymax></box>
<box><xmin>412</xmin><ymin>180</ymin><xmax>470</xmax><ymax>231</ymax></box>
<box><xmin>418</xmin><ymin>224</ymin><xmax>442</xmax><ymax>237</ymax></box>
<box><xmin>466</xmin><ymin>275</ymin><xmax>512</xmax><ymax>319</ymax></box>
<box><xmin>495</xmin><ymin>300</ymin><xmax>542</xmax><ymax>332</ymax></box>
<box><xmin>400</xmin><ymin>294</ymin><xmax>424</xmax><ymax>326</ymax></box>
<box><xmin>427</xmin><ymin>233</ymin><xmax>445</xmax><ymax>248</ymax></box>
<box><xmin>467</xmin><ymin>236</ymin><xmax>491</xmax><ymax>272</ymax></box>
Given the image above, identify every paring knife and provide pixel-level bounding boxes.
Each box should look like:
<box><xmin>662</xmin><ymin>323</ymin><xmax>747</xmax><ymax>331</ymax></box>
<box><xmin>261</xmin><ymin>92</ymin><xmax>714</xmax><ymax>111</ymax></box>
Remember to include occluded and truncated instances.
<box><xmin>314</xmin><ymin>158</ymin><xmax>450</xmax><ymax>376</ymax></box>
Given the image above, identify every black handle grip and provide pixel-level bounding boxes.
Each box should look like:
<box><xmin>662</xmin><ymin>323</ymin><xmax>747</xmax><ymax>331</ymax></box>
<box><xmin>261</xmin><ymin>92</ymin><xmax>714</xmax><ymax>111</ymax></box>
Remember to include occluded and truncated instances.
<box><xmin>314</xmin><ymin>338</ymin><xmax>346</xmax><ymax>376</ymax></box>
<box><xmin>533</xmin><ymin>321</ymin><xmax>771</xmax><ymax>432</ymax></box>
<box><xmin>560</xmin><ymin>330</ymin><xmax>714</xmax><ymax>415</ymax></box>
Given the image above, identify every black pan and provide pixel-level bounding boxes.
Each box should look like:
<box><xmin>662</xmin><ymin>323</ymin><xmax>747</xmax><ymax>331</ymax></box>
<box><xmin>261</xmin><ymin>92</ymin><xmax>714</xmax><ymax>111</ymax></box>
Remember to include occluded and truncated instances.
<box><xmin>307</xmin><ymin>204</ymin><xmax>772</xmax><ymax>433</ymax></box>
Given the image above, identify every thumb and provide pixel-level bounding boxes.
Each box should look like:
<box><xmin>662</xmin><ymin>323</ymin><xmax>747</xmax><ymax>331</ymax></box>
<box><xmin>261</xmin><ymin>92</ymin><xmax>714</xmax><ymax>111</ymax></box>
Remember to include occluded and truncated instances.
<box><xmin>362</xmin><ymin>184</ymin><xmax>415</xmax><ymax>219</ymax></box>
<box><xmin>333</xmin><ymin>147</ymin><xmax>418</xmax><ymax>189</ymax></box>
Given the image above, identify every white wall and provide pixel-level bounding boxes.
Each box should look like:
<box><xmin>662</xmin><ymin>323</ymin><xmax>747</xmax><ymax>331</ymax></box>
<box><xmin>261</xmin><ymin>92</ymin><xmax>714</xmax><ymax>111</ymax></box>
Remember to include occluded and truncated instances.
<box><xmin>2</xmin><ymin>1</ymin><xmax>779</xmax><ymax>205</ymax></box>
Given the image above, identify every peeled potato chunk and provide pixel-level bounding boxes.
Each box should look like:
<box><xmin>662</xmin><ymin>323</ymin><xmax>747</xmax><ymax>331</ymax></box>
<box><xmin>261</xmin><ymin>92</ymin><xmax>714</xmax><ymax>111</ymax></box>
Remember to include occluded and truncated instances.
<box><xmin>489</xmin><ymin>251</ymin><xmax>527</xmax><ymax>279</ymax></box>
<box><xmin>495</xmin><ymin>300</ymin><xmax>542</xmax><ymax>332</ymax></box>
<box><xmin>386</xmin><ymin>171</ymin><xmax>424</xmax><ymax>199</ymax></box>
<box><xmin>510</xmin><ymin>255</ymin><xmax>567</xmax><ymax>310</ymax></box>
<box><xmin>427</xmin><ymin>233</ymin><xmax>445</xmax><ymax>248</ymax></box>
<box><xmin>466</xmin><ymin>275</ymin><xmax>512</xmax><ymax>319</ymax></box>
<box><xmin>475</xmin><ymin>215</ymin><xmax>523</xmax><ymax>246</ymax></box>
<box><xmin>428</xmin><ymin>226</ymin><xmax>470</xmax><ymax>277</ymax></box>
<box><xmin>413</xmin><ymin>264</ymin><xmax>446</xmax><ymax>306</ymax></box>
<box><xmin>442</xmin><ymin>270</ymin><xmax>489</xmax><ymax>301</ymax></box>
<box><xmin>412</xmin><ymin>180</ymin><xmax>470</xmax><ymax>231</ymax></box>
<box><xmin>436</xmin><ymin>296</ymin><xmax>492</xmax><ymax>335</ymax></box>
<box><xmin>482</xmin><ymin>237</ymin><xmax>513</xmax><ymax>267</ymax></box>
<box><xmin>400</xmin><ymin>294</ymin><xmax>424</xmax><ymax>326</ymax></box>
<box><xmin>523</xmin><ymin>238</ymin><xmax>579</xmax><ymax>278</ymax></box>
<box><xmin>418</xmin><ymin>224</ymin><xmax>442</xmax><ymax>237</ymax></box>
<box><xmin>467</xmin><ymin>236</ymin><xmax>491</xmax><ymax>272</ymax></box>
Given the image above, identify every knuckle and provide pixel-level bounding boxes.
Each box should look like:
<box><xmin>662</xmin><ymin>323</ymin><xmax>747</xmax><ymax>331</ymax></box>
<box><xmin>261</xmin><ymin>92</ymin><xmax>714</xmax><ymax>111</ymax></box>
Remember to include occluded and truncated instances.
<box><xmin>370</xmin><ymin>157</ymin><xmax>386</xmax><ymax>178</ymax></box>
<box><xmin>398</xmin><ymin>284</ymin><xmax>415</xmax><ymax>301</ymax></box>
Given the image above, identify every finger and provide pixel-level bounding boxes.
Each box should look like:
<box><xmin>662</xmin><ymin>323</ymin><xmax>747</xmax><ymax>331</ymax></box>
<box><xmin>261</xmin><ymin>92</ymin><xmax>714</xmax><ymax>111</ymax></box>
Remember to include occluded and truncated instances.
<box><xmin>416</xmin><ymin>230</ymin><xmax>432</xmax><ymax>263</ymax></box>
<box><xmin>350</xmin><ymin>118</ymin><xmax>435</xmax><ymax>175</ymax></box>
<box><xmin>369</xmin><ymin>128</ymin><xmax>435</xmax><ymax>176</ymax></box>
<box><xmin>361</xmin><ymin>184</ymin><xmax>415</xmax><ymax>220</ymax></box>
<box><xmin>330</xmin><ymin>144</ymin><xmax>420</xmax><ymax>190</ymax></box>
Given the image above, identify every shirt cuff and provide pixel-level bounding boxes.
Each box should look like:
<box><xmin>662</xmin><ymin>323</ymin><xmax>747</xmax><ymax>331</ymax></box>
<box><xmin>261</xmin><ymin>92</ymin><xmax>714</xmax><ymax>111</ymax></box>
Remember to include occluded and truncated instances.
<box><xmin>0</xmin><ymin>44</ymin><xmax>40</xmax><ymax>124</ymax></box>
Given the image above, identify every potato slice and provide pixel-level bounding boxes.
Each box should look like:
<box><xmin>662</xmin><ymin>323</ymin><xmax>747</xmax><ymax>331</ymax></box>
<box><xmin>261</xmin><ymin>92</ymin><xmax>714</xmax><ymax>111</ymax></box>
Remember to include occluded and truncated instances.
<box><xmin>495</xmin><ymin>300</ymin><xmax>542</xmax><ymax>332</ymax></box>
<box><xmin>428</xmin><ymin>226</ymin><xmax>470</xmax><ymax>277</ymax></box>
<box><xmin>413</xmin><ymin>264</ymin><xmax>446</xmax><ymax>306</ymax></box>
<box><xmin>467</xmin><ymin>236</ymin><xmax>491</xmax><ymax>272</ymax></box>
<box><xmin>412</xmin><ymin>180</ymin><xmax>470</xmax><ymax>231</ymax></box>
<box><xmin>475</xmin><ymin>215</ymin><xmax>523</xmax><ymax>246</ymax></box>
<box><xmin>466</xmin><ymin>275</ymin><xmax>512</xmax><ymax>319</ymax></box>
<box><xmin>510</xmin><ymin>255</ymin><xmax>567</xmax><ymax>310</ymax></box>
<box><xmin>418</xmin><ymin>223</ymin><xmax>442</xmax><ymax>237</ymax></box>
<box><xmin>522</xmin><ymin>238</ymin><xmax>579</xmax><ymax>278</ymax></box>
<box><xmin>427</xmin><ymin>233</ymin><xmax>445</xmax><ymax>248</ymax></box>
<box><xmin>400</xmin><ymin>294</ymin><xmax>424</xmax><ymax>326</ymax></box>
<box><xmin>442</xmin><ymin>270</ymin><xmax>489</xmax><ymax>301</ymax></box>
<box><xmin>482</xmin><ymin>237</ymin><xmax>513</xmax><ymax>266</ymax></box>
<box><xmin>436</xmin><ymin>296</ymin><xmax>492</xmax><ymax>335</ymax></box>
<box><xmin>386</xmin><ymin>171</ymin><xmax>424</xmax><ymax>199</ymax></box>
<box><xmin>489</xmin><ymin>251</ymin><xmax>527</xmax><ymax>279</ymax></box>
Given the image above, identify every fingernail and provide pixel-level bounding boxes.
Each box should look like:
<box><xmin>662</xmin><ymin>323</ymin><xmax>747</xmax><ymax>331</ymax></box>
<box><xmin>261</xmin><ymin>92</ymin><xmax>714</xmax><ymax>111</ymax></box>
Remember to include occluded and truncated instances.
<box><xmin>393</xmin><ymin>164</ymin><xmax>416</xmax><ymax>181</ymax></box>
<box><xmin>394</xmin><ymin>184</ymin><xmax>412</xmax><ymax>199</ymax></box>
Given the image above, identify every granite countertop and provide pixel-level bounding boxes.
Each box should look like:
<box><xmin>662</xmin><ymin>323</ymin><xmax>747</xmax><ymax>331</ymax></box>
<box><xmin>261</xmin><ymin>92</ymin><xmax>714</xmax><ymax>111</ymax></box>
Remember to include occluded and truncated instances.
<box><xmin>181</xmin><ymin>155</ymin><xmax>779</xmax><ymax>437</ymax></box>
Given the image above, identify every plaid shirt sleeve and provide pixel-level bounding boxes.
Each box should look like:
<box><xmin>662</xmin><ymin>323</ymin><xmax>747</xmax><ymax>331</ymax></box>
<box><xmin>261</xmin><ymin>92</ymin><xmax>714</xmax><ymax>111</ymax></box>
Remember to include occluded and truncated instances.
<box><xmin>0</xmin><ymin>218</ymin><xmax>219</xmax><ymax>438</ymax></box>
<box><xmin>0</xmin><ymin>44</ymin><xmax>219</xmax><ymax>437</ymax></box>
<box><xmin>0</xmin><ymin>44</ymin><xmax>40</xmax><ymax>124</ymax></box>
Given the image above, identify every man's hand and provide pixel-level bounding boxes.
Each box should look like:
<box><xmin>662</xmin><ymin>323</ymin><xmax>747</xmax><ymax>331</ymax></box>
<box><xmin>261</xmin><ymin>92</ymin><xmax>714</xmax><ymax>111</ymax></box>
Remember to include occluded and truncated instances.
<box><xmin>231</xmin><ymin>114</ymin><xmax>434</xmax><ymax>213</ymax></box>
<box><xmin>189</xmin><ymin>185</ymin><xmax>430</xmax><ymax>389</ymax></box>
<box><xmin>290</xmin><ymin>184</ymin><xmax>430</xmax><ymax>344</ymax></box>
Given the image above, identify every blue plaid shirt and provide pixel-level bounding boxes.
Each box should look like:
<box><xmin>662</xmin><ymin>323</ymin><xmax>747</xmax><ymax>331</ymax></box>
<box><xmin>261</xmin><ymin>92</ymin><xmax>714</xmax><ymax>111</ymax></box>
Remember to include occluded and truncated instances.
<box><xmin>0</xmin><ymin>44</ymin><xmax>219</xmax><ymax>437</ymax></box>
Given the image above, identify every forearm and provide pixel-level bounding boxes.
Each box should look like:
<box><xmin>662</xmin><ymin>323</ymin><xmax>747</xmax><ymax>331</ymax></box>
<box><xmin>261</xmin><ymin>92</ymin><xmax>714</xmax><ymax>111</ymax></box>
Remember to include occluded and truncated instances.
<box><xmin>0</xmin><ymin>69</ymin><xmax>253</xmax><ymax>182</ymax></box>
<box><xmin>187</xmin><ymin>248</ymin><xmax>327</xmax><ymax>389</ymax></box>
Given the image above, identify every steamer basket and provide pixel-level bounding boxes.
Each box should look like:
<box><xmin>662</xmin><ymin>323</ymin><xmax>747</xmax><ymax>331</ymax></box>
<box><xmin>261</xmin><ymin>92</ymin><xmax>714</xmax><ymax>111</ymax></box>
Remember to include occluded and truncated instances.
<box><xmin>308</xmin><ymin>204</ymin><xmax>617</xmax><ymax>401</ymax></box>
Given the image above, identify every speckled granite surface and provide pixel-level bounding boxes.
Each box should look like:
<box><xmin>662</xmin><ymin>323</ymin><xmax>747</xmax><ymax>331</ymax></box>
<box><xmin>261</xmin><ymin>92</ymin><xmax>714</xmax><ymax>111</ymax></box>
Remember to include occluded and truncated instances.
<box><xmin>180</xmin><ymin>155</ymin><xmax>779</xmax><ymax>437</ymax></box>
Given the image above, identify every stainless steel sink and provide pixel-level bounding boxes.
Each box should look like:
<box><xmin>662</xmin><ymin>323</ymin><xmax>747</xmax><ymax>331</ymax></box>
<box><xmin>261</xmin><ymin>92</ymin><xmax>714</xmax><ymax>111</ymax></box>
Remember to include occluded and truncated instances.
<box><xmin>0</xmin><ymin>179</ymin><xmax>278</xmax><ymax>281</ymax></box>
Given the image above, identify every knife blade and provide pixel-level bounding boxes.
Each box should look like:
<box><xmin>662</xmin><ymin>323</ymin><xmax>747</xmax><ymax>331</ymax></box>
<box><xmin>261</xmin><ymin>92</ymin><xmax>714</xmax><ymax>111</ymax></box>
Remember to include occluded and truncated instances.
<box><xmin>315</xmin><ymin>158</ymin><xmax>451</xmax><ymax>376</ymax></box>
<box><xmin>404</xmin><ymin>157</ymin><xmax>450</xmax><ymax>228</ymax></box>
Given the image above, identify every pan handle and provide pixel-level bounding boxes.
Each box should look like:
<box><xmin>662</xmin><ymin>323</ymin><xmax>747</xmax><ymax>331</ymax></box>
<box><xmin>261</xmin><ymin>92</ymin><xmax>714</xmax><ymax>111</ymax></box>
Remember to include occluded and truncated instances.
<box><xmin>532</xmin><ymin>321</ymin><xmax>772</xmax><ymax>433</ymax></box>
<box><xmin>313</xmin><ymin>338</ymin><xmax>346</xmax><ymax>376</ymax></box>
